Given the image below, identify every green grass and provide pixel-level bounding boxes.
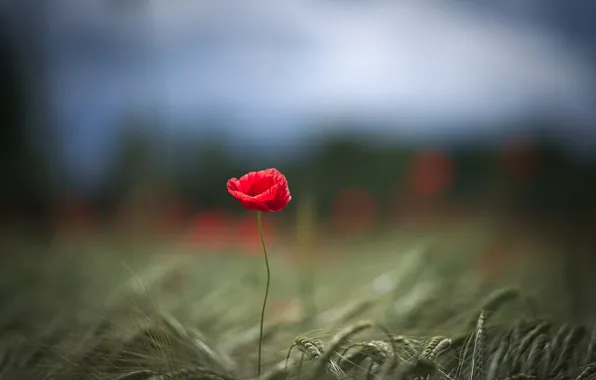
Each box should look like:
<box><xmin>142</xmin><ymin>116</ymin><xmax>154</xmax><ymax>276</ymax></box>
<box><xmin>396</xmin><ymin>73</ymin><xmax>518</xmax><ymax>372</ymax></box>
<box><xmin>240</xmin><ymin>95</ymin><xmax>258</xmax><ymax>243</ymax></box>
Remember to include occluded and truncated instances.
<box><xmin>0</xmin><ymin>227</ymin><xmax>591</xmax><ymax>379</ymax></box>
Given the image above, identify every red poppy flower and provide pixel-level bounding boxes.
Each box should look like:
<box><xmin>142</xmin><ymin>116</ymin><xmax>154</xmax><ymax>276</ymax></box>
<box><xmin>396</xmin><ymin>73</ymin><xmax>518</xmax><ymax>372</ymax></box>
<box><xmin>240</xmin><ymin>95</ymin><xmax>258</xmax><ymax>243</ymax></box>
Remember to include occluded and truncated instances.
<box><xmin>227</xmin><ymin>168</ymin><xmax>291</xmax><ymax>212</ymax></box>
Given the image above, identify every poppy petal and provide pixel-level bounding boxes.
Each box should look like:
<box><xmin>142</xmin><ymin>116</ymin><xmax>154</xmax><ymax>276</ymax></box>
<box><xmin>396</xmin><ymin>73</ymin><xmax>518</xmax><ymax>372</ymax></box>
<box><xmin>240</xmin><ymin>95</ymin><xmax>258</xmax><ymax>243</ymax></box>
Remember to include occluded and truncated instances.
<box><xmin>227</xmin><ymin>168</ymin><xmax>291</xmax><ymax>212</ymax></box>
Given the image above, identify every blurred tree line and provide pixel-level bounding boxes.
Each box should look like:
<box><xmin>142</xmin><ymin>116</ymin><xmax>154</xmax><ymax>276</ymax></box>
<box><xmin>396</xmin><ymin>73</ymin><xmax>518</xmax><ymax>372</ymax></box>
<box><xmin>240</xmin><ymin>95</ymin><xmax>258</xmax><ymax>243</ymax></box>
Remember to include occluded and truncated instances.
<box><xmin>0</xmin><ymin>12</ymin><xmax>54</xmax><ymax>226</ymax></box>
<box><xmin>90</xmin><ymin>117</ymin><xmax>596</xmax><ymax>226</ymax></box>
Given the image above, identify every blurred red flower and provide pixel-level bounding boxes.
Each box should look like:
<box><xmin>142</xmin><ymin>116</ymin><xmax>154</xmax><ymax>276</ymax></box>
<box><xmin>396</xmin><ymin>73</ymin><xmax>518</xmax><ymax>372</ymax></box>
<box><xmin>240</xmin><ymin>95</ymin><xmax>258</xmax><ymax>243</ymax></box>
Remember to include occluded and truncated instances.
<box><xmin>188</xmin><ymin>210</ymin><xmax>232</xmax><ymax>251</ymax></box>
<box><xmin>409</xmin><ymin>149</ymin><xmax>454</xmax><ymax>198</ymax></box>
<box><xmin>159</xmin><ymin>196</ymin><xmax>189</xmax><ymax>237</ymax></box>
<box><xmin>236</xmin><ymin>214</ymin><xmax>278</xmax><ymax>255</ymax></box>
<box><xmin>227</xmin><ymin>168</ymin><xmax>291</xmax><ymax>212</ymax></box>
<box><xmin>331</xmin><ymin>188</ymin><xmax>377</xmax><ymax>236</ymax></box>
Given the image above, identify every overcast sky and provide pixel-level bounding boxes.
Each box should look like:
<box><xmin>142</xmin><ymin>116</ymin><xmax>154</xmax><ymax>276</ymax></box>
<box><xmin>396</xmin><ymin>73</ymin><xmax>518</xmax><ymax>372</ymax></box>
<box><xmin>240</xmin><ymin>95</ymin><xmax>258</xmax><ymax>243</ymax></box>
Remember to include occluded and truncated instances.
<box><xmin>10</xmin><ymin>0</ymin><xmax>596</xmax><ymax>189</ymax></box>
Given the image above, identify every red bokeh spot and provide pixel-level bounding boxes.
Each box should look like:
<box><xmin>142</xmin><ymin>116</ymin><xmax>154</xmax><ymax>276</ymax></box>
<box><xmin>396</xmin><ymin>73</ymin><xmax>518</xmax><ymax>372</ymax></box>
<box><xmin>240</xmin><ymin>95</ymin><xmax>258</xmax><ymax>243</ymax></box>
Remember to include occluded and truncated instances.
<box><xmin>409</xmin><ymin>149</ymin><xmax>454</xmax><ymax>198</ymax></box>
<box><xmin>331</xmin><ymin>188</ymin><xmax>377</xmax><ymax>236</ymax></box>
<box><xmin>188</xmin><ymin>210</ymin><xmax>232</xmax><ymax>251</ymax></box>
<box><xmin>159</xmin><ymin>196</ymin><xmax>190</xmax><ymax>237</ymax></box>
<box><xmin>235</xmin><ymin>214</ymin><xmax>278</xmax><ymax>256</ymax></box>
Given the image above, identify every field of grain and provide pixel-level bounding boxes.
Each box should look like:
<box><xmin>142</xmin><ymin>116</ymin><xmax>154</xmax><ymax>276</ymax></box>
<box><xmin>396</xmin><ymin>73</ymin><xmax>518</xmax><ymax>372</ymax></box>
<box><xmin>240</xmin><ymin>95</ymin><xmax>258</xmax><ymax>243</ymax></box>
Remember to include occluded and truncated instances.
<box><xmin>0</xmin><ymin>224</ymin><xmax>592</xmax><ymax>380</ymax></box>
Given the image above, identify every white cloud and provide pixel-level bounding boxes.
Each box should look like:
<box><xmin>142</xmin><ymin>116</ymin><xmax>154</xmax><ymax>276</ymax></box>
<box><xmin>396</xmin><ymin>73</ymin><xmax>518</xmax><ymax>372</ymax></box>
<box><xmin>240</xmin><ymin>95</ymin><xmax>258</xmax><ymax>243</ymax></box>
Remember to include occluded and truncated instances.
<box><xmin>137</xmin><ymin>0</ymin><xmax>595</xmax><ymax>137</ymax></box>
<box><xmin>49</xmin><ymin>0</ymin><xmax>596</xmax><ymax>148</ymax></box>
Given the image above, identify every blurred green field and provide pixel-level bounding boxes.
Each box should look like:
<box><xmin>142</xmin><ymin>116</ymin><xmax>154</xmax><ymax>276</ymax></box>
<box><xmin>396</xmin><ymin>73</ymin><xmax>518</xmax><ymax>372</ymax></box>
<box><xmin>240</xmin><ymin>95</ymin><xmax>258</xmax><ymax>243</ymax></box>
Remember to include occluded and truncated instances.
<box><xmin>0</xmin><ymin>225</ymin><xmax>592</xmax><ymax>380</ymax></box>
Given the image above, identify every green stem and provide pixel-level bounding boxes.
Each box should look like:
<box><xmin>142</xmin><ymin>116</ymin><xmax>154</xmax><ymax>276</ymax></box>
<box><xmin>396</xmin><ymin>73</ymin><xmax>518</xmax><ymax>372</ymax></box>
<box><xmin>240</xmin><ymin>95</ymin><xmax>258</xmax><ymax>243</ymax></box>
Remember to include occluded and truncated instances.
<box><xmin>256</xmin><ymin>211</ymin><xmax>270</xmax><ymax>380</ymax></box>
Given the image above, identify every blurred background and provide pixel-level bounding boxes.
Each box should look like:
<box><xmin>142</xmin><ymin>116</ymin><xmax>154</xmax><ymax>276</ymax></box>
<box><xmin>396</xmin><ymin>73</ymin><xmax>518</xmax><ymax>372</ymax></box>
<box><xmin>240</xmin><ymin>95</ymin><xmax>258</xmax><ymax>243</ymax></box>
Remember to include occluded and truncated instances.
<box><xmin>1</xmin><ymin>0</ymin><xmax>596</xmax><ymax>311</ymax></box>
